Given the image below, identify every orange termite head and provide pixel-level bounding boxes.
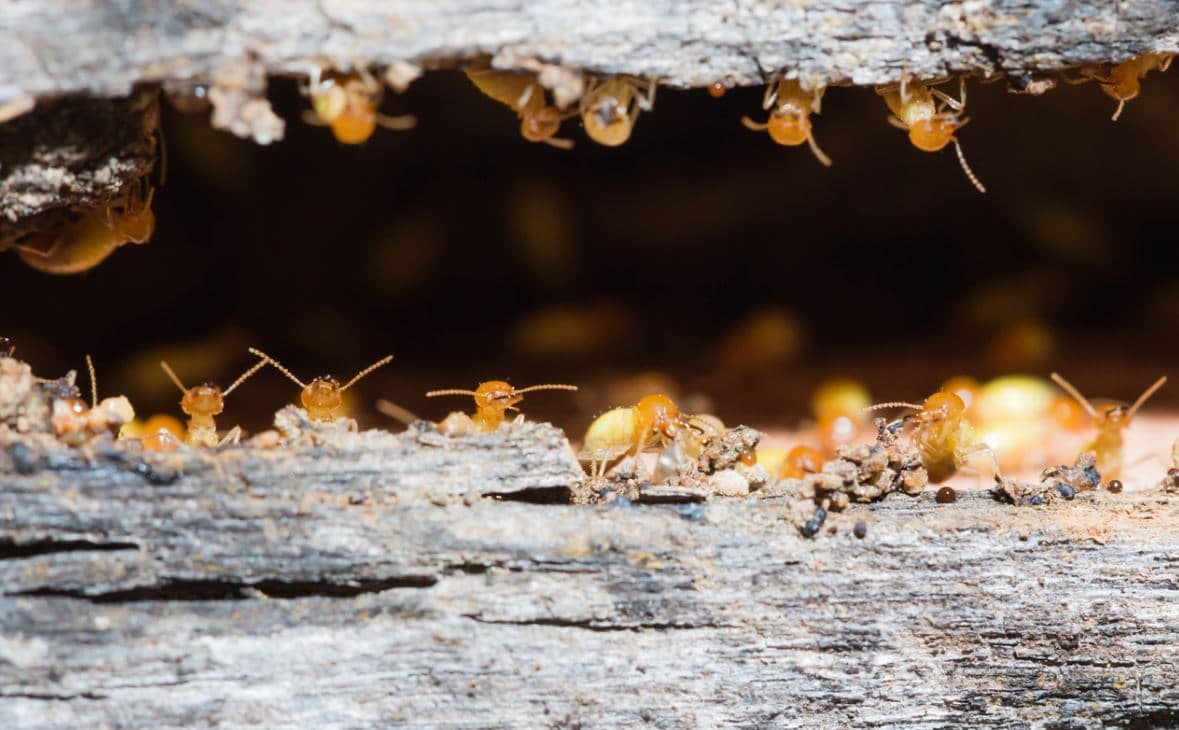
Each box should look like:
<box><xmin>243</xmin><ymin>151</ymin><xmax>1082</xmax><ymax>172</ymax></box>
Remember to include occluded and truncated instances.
<box><xmin>330</xmin><ymin>113</ymin><xmax>378</xmax><ymax>145</ymax></box>
<box><xmin>907</xmin><ymin>117</ymin><xmax>957</xmax><ymax>152</ymax></box>
<box><xmin>583</xmin><ymin>97</ymin><xmax>631</xmax><ymax>147</ymax></box>
<box><xmin>921</xmin><ymin>391</ymin><xmax>966</xmax><ymax>420</ymax></box>
<box><xmin>636</xmin><ymin>393</ymin><xmax>682</xmax><ymax>439</ymax></box>
<box><xmin>474</xmin><ymin>380</ymin><xmax>524</xmax><ymax>411</ymax></box>
<box><xmin>302</xmin><ymin>376</ymin><xmax>344</xmax><ymax>414</ymax></box>
<box><xmin>520</xmin><ymin>106</ymin><xmax>564</xmax><ymax>142</ymax></box>
<box><xmin>767</xmin><ymin>110</ymin><xmax>811</xmax><ymax>147</ymax></box>
<box><xmin>180</xmin><ymin>383</ymin><xmax>225</xmax><ymax>418</ymax></box>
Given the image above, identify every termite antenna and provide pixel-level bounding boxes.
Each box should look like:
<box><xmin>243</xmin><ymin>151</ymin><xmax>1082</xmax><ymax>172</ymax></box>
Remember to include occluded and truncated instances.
<box><xmin>806</xmin><ymin>131</ymin><xmax>833</xmax><ymax>167</ymax></box>
<box><xmin>160</xmin><ymin>360</ymin><xmax>188</xmax><ymax>394</ymax></box>
<box><xmin>864</xmin><ymin>401</ymin><xmax>923</xmax><ymax>413</ymax></box>
<box><xmin>1127</xmin><ymin>375</ymin><xmax>1167</xmax><ymax>419</ymax></box>
<box><xmin>1050</xmin><ymin>373</ymin><xmax>1098</xmax><ymax>419</ymax></box>
<box><xmin>85</xmin><ymin>355</ymin><xmax>97</xmax><ymax>409</ymax></box>
<box><xmin>426</xmin><ymin>389</ymin><xmax>480</xmax><ymax>398</ymax></box>
<box><xmin>953</xmin><ymin>138</ymin><xmax>986</xmax><ymax>194</ymax></box>
<box><xmin>341</xmin><ymin>355</ymin><xmax>394</xmax><ymax>392</ymax></box>
<box><xmin>223</xmin><ymin>357</ymin><xmax>271</xmax><ymax>397</ymax></box>
<box><xmin>514</xmin><ymin>383</ymin><xmax>579</xmax><ymax>394</ymax></box>
<box><xmin>376</xmin><ymin>399</ymin><xmax>419</xmax><ymax>426</ymax></box>
<box><xmin>1112</xmin><ymin>99</ymin><xmax>1125</xmax><ymax>121</ymax></box>
<box><xmin>740</xmin><ymin>116</ymin><xmax>769</xmax><ymax>132</ymax></box>
<box><xmin>248</xmin><ymin>348</ymin><xmax>306</xmax><ymax>388</ymax></box>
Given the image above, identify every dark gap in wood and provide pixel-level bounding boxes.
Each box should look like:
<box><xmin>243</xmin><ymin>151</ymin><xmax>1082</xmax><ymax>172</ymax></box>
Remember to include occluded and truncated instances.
<box><xmin>15</xmin><ymin>575</ymin><xmax>438</xmax><ymax>602</ymax></box>
<box><xmin>0</xmin><ymin>538</ymin><xmax>139</xmax><ymax>560</ymax></box>
<box><xmin>483</xmin><ymin>486</ymin><xmax>573</xmax><ymax>504</ymax></box>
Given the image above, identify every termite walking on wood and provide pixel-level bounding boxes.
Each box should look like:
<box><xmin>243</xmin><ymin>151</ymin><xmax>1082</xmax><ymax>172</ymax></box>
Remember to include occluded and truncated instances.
<box><xmin>867</xmin><ymin>390</ymin><xmax>999</xmax><ymax>484</ymax></box>
<box><xmin>425</xmin><ymin>380</ymin><xmax>577</xmax><ymax>432</ymax></box>
<box><xmin>249</xmin><ymin>348</ymin><xmax>394</xmax><ymax>422</ymax></box>
<box><xmin>1050</xmin><ymin>373</ymin><xmax>1166</xmax><ymax>479</ymax></box>
<box><xmin>742</xmin><ymin>76</ymin><xmax>832</xmax><ymax>166</ymax></box>
<box><xmin>879</xmin><ymin>76</ymin><xmax>986</xmax><ymax>193</ymax></box>
<box><xmin>158</xmin><ymin>357</ymin><xmax>269</xmax><ymax>448</ymax></box>
<box><xmin>578</xmin><ymin>394</ymin><xmax>686</xmax><ymax>480</ymax></box>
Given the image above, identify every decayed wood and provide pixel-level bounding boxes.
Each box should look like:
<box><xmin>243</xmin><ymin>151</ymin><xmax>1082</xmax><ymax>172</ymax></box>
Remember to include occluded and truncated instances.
<box><xmin>0</xmin><ymin>93</ymin><xmax>159</xmax><ymax>247</ymax></box>
<box><xmin>2</xmin><ymin>0</ymin><xmax>1177</xmax><ymax>236</ymax></box>
<box><xmin>2</xmin><ymin>0</ymin><xmax>1178</xmax><ymax>106</ymax></box>
<box><xmin>2</xmin><ymin>472</ymin><xmax>1178</xmax><ymax>727</ymax></box>
<box><xmin>2</xmin><ymin>360</ymin><xmax>1179</xmax><ymax>727</ymax></box>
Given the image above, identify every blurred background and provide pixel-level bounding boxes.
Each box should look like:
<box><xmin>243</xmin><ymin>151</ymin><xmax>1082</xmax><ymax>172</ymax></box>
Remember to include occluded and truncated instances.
<box><xmin>5</xmin><ymin>70</ymin><xmax>1179</xmax><ymax>435</ymax></box>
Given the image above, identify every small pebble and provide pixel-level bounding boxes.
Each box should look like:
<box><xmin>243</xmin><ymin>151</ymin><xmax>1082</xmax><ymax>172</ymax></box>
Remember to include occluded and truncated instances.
<box><xmin>677</xmin><ymin>503</ymin><xmax>705</xmax><ymax>522</ymax></box>
<box><xmin>1054</xmin><ymin>482</ymin><xmax>1076</xmax><ymax>500</ymax></box>
<box><xmin>853</xmin><ymin>521</ymin><xmax>868</xmax><ymax>539</ymax></box>
<box><xmin>936</xmin><ymin>486</ymin><xmax>957</xmax><ymax>504</ymax></box>
<box><xmin>1107</xmin><ymin>479</ymin><xmax>1124</xmax><ymax>494</ymax></box>
<box><xmin>800</xmin><ymin>519</ymin><xmax>822</xmax><ymax>538</ymax></box>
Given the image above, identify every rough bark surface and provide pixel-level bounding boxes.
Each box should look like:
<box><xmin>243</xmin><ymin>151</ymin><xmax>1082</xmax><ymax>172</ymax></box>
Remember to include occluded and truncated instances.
<box><xmin>2</xmin><ymin>0</ymin><xmax>1178</xmax><ymax>104</ymax></box>
<box><xmin>2</xmin><ymin>465</ymin><xmax>1178</xmax><ymax>727</ymax></box>
<box><xmin>3</xmin><ymin>0</ymin><xmax>1178</xmax><ymax>235</ymax></box>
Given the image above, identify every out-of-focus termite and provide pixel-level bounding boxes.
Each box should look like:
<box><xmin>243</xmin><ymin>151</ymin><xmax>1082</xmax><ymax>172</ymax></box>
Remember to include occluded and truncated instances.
<box><xmin>303</xmin><ymin>67</ymin><xmax>416</xmax><ymax>144</ymax></box>
<box><xmin>1050</xmin><ymin>373</ymin><xmax>1166</xmax><ymax>479</ymax></box>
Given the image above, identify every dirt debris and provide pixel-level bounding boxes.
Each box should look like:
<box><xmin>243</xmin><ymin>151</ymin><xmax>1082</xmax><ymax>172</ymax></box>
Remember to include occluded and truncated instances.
<box><xmin>993</xmin><ymin>452</ymin><xmax>1101</xmax><ymax>506</ymax></box>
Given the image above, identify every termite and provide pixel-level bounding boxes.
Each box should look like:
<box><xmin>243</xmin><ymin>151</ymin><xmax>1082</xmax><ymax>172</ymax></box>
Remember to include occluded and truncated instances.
<box><xmin>17</xmin><ymin>179</ymin><xmax>156</xmax><ymax>275</ymax></box>
<box><xmin>303</xmin><ymin>67</ymin><xmax>416</xmax><ymax>144</ymax></box>
<box><xmin>158</xmin><ymin>357</ymin><xmax>268</xmax><ymax>447</ymax></box>
<box><xmin>578</xmin><ymin>394</ymin><xmax>686</xmax><ymax>480</ymax></box>
<box><xmin>249</xmin><ymin>348</ymin><xmax>394</xmax><ymax>422</ymax></box>
<box><xmin>811</xmin><ymin>377</ymin><xmax>871</xmax><ymax>456</ymax></box>
<box><xmin>425</xmin><ymin>380</ymin><xmax>578</xmax><ymax>432</ymax></box>
<box><xmin>741</xmin><ymin>77</ymin><xmax>831</xmax><ymax>166</ymax></box>
<box><xmin>1068</xmin><ymin>53</ymin><xmax>1173</xmax><ymax>121</ymax></box>
<box><xmin>866</xmin><ymin>391</ymin><xmax>999</xmax><ymax>484</ymax></box>
<box><xmin>466</xmin><ymin>66</ymin><xmax>575</xmax><ymax>149</ymax></box>
<box><xmin>653</xmin><ymin>414</ymin><xmax>757</xmax><ymax>483</ymax></box>
<box><xmin>779</xmin><ymin>444</ymin><xmax>825</xmax><ymax>480</ymax></box>
<box><xmin>880</xmin><ymin>76</ymin><xmax>986</xmax><ymax>193</ymax></box>
<box><xmin>1050</xmin><ymin>373</ymin><xmax>1167</xmax><ymax>479</ymax></box>
<box><xmin>49</xmin><ymin>356</ymin><xmax>134</xmax><ymax>442</ymax></box>
<box><xmin>579</xmin><ymin>75</ymin><xmax>657</xmax><ymax>147</ymax></box>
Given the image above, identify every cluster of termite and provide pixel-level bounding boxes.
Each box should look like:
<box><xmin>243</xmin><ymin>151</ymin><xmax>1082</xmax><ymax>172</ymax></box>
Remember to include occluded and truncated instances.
<box><xmin>5</xmin><ymin>335</ymin><xmax>1175</xmax><ymax>507</ymax></box>
<box><xmin>7</xmin><ymin>52</ymin><xmax>1173</xmax><ymax>276</ymax></box>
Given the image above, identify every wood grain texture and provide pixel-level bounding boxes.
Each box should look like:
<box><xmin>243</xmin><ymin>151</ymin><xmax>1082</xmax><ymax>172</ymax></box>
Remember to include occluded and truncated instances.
<box><xmin>2</xmin><ymin>430</ymin><xmax>1179</xmax><ymax>727</ymax></box>
<box><xmin>2</xmin><ymin>0</ymin><xmax>1178</xmax><ymax>105</ymax></box>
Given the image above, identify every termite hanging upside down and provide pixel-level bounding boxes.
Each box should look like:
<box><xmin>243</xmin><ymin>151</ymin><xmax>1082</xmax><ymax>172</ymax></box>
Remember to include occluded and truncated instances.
<box><xmin>1068</xmin><ymin>53</ymin><xmax>1173</xmax><ymax>121</ymax></box>
<box><xmin>18</xmin><ymin>179</ymin><xmax>156</xmax><ymax>274</ymax></box>
<box><xmin>249</xmin><ymin>348</ymin><xmax>394</xmax><ymax>422</ymax></box>
<box><xmin>578</xmin><ymin>394</ymin><xmax>686</xmax><ymax>480</ymax></box>
<box><xmin>303</xmin><ymin>67</ymin><xmax>416</xmax><ymax>144</ymax></box>
<box><xmin>158</xmin><ymin>357</ymin><xmax>268</xmax><ymax>448</ymax></box>
<box><xmin>867</xmin><ymin>390</ymin><xmax>999</xmax><ymax>484</ymax></box>
<box><xmin>1050</xmin><ymin>373</ymin><xmax>1166</xmax><ymax>479</ymax></box>
<box><xmin>879</xmin><ymin>76</ymin><xmax>986</xmax><ymax>193</ymax></box>
<box><xmin>579</xmin><ymin>75</ymin><xmax>657</xmax><ymax>147</ymax></box>
<box><xmin>466</xmin><ymin>65</ymin><xmax>576</xmax><ymax>149</ymax></box>
<box><xmin>425</xmin><ymin>380</ymin><xmax>578</xmax><ymax>432</ymax></box>
<box><xmin>742</xmin><ymin>77</ymin><xmax>832</xmax><ymax>166</ymax></box>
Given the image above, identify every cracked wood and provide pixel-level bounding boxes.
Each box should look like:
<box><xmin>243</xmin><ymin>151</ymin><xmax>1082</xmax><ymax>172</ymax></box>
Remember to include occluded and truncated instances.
<box><xmin>1</xmin><ymin>455</ymin><xmax>1178</xmax><ymax>726</ymax></box>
